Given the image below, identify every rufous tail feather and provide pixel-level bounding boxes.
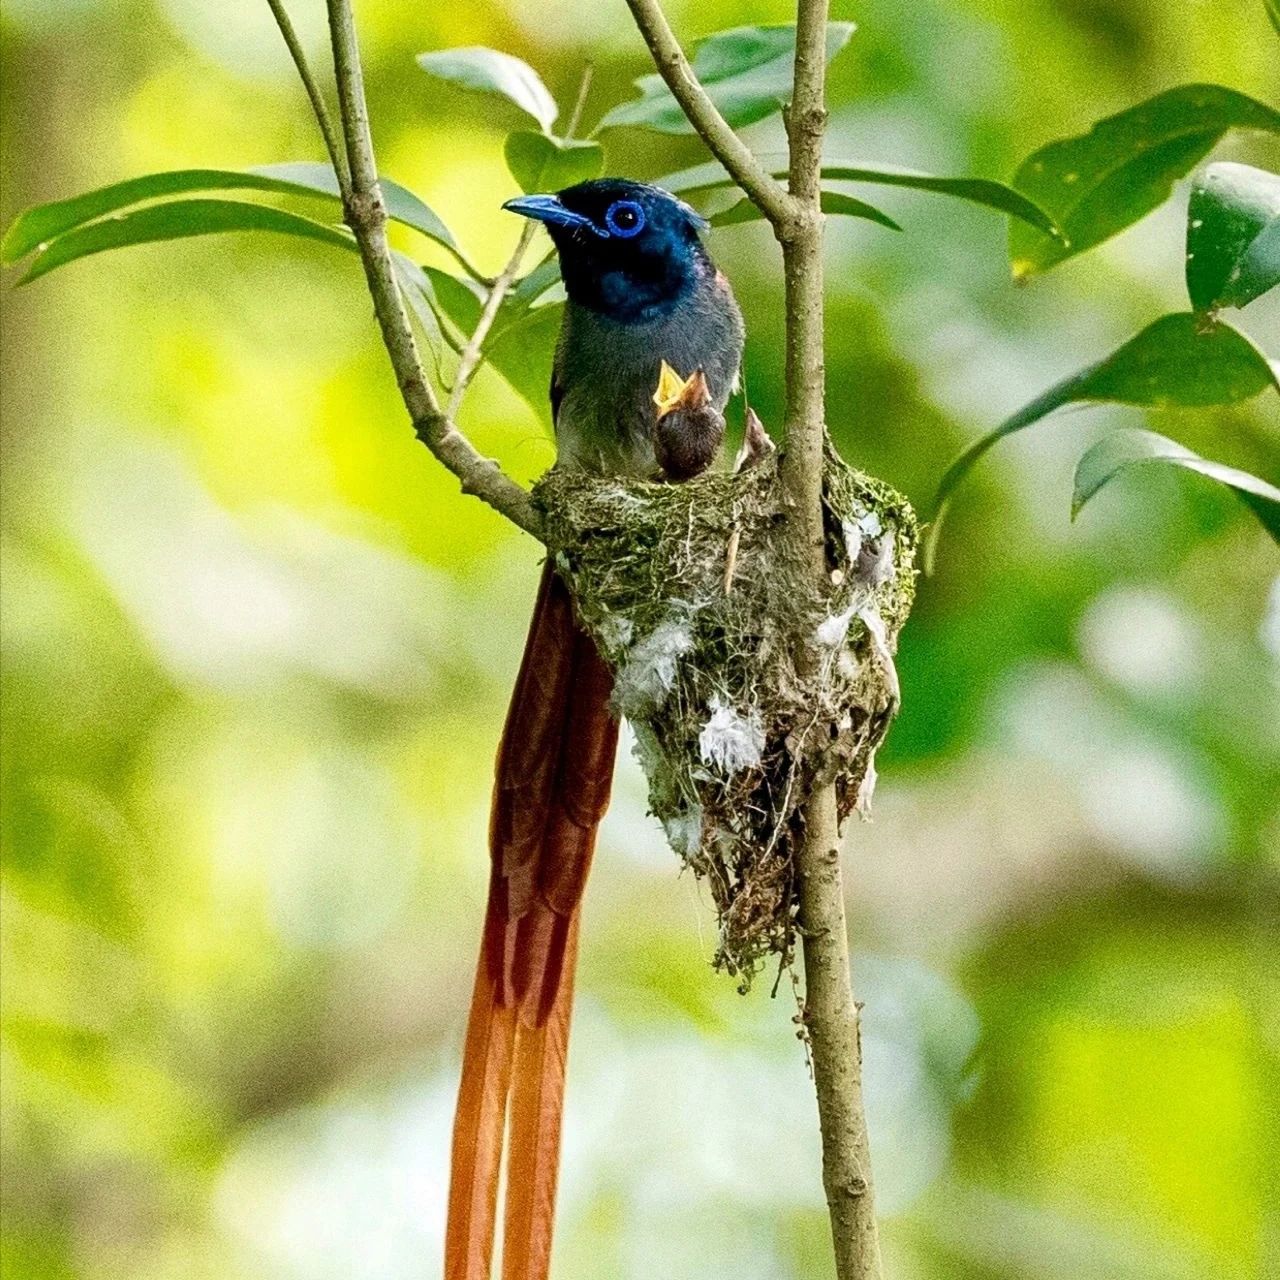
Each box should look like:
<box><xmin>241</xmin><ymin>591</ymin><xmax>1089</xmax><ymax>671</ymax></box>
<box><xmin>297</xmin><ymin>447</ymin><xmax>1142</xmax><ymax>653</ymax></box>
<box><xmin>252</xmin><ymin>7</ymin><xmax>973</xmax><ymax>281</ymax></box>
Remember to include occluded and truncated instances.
<box><xmin>445</xmin><ymin>565</ymin><xmax>617</xmax><ymax>1280</ymax></box>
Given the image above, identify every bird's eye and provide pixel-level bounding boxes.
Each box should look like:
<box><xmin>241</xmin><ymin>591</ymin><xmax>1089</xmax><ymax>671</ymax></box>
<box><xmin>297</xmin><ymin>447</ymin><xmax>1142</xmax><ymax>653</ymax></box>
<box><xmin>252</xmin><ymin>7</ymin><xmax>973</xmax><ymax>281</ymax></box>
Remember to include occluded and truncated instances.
<box><xmin>605</xmin><ymin>200</ymin><xmax>645</xmax><ymax>238</ymax></box>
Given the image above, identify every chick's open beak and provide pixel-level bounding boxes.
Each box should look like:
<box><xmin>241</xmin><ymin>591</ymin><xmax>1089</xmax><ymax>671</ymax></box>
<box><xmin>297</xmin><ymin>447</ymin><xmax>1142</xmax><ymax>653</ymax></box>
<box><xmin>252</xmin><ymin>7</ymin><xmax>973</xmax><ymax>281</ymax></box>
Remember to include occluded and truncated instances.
<box><xmin>653</xmin><ymin>361</ymin><xmax>711</xmax><ymax>419</ymax></box>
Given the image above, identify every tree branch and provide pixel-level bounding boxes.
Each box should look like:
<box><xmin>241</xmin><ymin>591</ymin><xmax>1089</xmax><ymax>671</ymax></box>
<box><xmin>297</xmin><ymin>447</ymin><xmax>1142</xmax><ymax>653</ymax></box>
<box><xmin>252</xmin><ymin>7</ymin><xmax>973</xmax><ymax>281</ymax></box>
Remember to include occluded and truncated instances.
<box><xmin>313</xmin><ymin>0</ymin><xmax>543</xmax><ymax>539</ymax></box>
<box><xmin>787</xmin><ymin>0</ymin><xmax>831</xmax><ymax>205</ymax></box>
<box><xmin>620</xmin><ymin>0</ymin><xmax>885</xmax><ymax>1276</ymax></box>
<box><xmin>620</xmin><ymin>0</ymin><xmax>794</xmax><ymax>227</ymax></box>
<box><xmin>797</xmin><ymin>790</ymin><xmax>884</xmax><ymax>1280</ymax></box>
<box><xmin>777</xmin><ymin>0</ymin><xmax>831</xmax><ymax>542</ymax></box>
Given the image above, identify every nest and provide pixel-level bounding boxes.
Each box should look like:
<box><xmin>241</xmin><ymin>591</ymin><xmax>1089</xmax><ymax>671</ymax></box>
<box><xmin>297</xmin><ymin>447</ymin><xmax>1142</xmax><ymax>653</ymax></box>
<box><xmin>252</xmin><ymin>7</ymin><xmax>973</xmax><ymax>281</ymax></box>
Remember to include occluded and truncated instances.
<box><xmin>534</xmin><ymin>445</ymin><xmax>917</xmax><ymax>988</ymax></box>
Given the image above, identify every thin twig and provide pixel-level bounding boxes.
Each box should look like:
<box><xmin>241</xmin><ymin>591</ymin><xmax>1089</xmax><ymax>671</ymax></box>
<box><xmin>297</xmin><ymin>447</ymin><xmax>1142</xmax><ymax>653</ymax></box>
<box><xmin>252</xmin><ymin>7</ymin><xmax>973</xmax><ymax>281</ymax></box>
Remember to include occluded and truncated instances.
<box><xmin>265</xmin><ymin>0</ymin><xmax>349</xmax><ymax>188</ymax></box>
<box><xmin>723</xmin><ymin>524</ymin><xmax>741</xmax><ymax>594</ymax></box>
<box><xmin>446</xmin><ymin>224</ymin><xmax>536</xmax><ymax>419</ymax></box>
<box><xmin>564</xmin><ymin>61</ymin><xmax>595</xmax><ymax>137</ymax></box>
<box><xmin>620</xmin><ymin>0</ymin><xmax>794</xmax><ymax>228</ymax></box>
<box><xmin>448</xmin><ymin>62</ymin><xmax>595</xmax><ymax>419</ymax></box>
<box><xmin>320</xmin><ymin>0</ymin><xmax>543</xmax><ymax>538</ymax></box>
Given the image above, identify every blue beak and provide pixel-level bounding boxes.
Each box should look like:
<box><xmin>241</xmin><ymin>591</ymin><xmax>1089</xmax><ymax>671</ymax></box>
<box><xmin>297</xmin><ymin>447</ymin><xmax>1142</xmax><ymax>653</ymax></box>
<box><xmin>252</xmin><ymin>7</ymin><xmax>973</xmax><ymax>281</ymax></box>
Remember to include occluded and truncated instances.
<box><xmin>503</xmin><ymin>193</ymin><xmax>602</xmax><ymax>234</ymax></box>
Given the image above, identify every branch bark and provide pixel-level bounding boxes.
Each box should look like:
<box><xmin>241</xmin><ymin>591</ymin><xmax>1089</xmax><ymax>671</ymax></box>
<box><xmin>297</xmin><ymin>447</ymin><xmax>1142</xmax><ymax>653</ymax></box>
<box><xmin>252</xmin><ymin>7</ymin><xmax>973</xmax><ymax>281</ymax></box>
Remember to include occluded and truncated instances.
<box><xmin>265</xmin><ymin>0</ymin><xmax>349</xmax><ymax>188</ymax></box>
<box><xmin>622</xmin><ymin>2</ymin><xmax>885</xmax><ymax>1277</ymax></box>
<box><xmin>322</xmin><ymin>0</ymin><xmax>543</xmax><ymax>538</ymax></box>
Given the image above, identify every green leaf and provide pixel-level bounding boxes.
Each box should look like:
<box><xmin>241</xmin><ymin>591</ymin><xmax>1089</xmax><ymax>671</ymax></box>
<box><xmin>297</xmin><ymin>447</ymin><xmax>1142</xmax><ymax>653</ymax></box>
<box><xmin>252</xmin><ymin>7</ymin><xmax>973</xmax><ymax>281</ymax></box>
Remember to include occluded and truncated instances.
<box><xmin>598</xmin><ymin>23</ymin><xmax>855</xmax><ymax>135</ymax></box>
<box><xmin>416</xmin><ymin>47</ymin><xmax>558</xmax><ymax>131</ymax></box>
<box><xmin>1</xmin><ymin>164</ymin><xmax>468</xmax><ymax>270</ymax></box>
<box><xmin>2</xmin><ymin>169</ymin><xmax>269</xmax><ymax>260</ymax></box>
<box><xmin>250</xmin><ymin>163</ymin><xmax>464</xmax><ymax>259</ymax></box>
<box><xmin>423</xmin><ymin>266</ymin><xmax>484</xmax><ymax>334</ymax></box>
<box><xmin>494</xmin><ymin>255</ymin><xmax>563</xmax><ymax>343</ymax></box>
<box><xmin>503</xmin><ymin>132</ymin><xmax>604</xmax><ymax>195</ymax></box>
<box><xmin>1267</xmin><ymin>0</ymin><xmax>1280</xmax><ymax>36</ymax></box>
<box><xmin>817</xmin><ymin>164</ymin><xmax>1059</xmax><ymax>236</ymax></box>
<box><xmin>1073</xmin><ymin>428</ymin><xmax>1280</xmax><ymax>540</ymax></box>
<box><xmin>657</xmin><ymin>155</ymin><xmax>1058</xmax><ymax>236</ymax></box>
<box><xmin>1009</xmin><ymin>85</ymin><xmax>1280</xmax><ymax>278</ymax></box>
<box><xmin>424</xmin><ymin>264</ymin><xmax>556</xmax><ymax>343</ymax></box>
<box><xmin>926</xmin><ymin>313</ymin><xmax>1279</xmax><ymax>569</ymax></box>
<box><xmin>390</xmin><ymin>251</ymin><xmax>447</xmax><ymax>372</ymax></box>
<box><xmin>1186</xmin><ymin>161</ymin><xmax>1280</xmax><ymax>312</ymax></box>
<box><xmin>1234</xmin><ymin>219</ymin><xmax>1280</xmax><ymax>308</ymax></box>
<box><xmin>485</xmin><ymin>302</ymin><xmax>563</xmax><ymax>421</ymax></box>
<box><xmin>711</xmin><ymin>189</ymin><xmax>901</xmax><ymax>231</ymax></box>
<box><xmin>18</xmin><ymin>199</ymin><xmax>355</xmax><ymax>283</ymax></box>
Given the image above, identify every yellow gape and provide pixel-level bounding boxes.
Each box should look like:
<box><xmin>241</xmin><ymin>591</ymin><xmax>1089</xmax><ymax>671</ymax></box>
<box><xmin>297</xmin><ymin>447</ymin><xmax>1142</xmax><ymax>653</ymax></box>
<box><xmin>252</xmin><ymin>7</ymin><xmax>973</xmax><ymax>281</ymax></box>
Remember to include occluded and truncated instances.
<box><xmin>653</xmin><ymin>359</ymin><xmax>709</xmax><ymax>419</ymax></box>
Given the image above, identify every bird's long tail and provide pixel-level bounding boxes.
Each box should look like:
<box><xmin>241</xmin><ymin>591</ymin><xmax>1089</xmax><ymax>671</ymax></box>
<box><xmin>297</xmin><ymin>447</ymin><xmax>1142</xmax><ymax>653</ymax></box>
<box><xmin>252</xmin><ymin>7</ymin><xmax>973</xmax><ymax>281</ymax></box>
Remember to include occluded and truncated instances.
<box><xmin>445</xmin><ymin>564</ymin><xmax>618</xmax><ymax>1280</ymax></box>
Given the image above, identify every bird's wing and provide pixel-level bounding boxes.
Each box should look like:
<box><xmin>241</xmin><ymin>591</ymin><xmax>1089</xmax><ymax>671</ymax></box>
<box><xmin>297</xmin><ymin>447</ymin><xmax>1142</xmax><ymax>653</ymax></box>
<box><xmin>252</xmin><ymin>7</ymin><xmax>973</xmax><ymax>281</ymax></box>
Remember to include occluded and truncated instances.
<box><xmin>550</xmin><ymin>326</ymin><xmax>566</xmax><ymax>425</ymax></box>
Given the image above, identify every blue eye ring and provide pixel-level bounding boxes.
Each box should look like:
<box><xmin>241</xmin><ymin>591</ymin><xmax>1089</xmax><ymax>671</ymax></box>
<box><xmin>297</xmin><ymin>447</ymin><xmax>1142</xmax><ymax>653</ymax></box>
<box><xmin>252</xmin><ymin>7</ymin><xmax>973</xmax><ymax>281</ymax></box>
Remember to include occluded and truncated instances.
<box><xmin>605</xmin><ymin>199</ymin><xmax>645</xmax><ymax>238</ymax></box>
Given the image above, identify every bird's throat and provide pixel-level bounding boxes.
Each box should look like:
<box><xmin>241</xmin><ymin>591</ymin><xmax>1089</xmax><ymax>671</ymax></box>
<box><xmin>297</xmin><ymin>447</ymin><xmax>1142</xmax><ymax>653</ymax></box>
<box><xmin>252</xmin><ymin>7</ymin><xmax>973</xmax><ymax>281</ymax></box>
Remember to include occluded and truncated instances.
<box><xmin>560</xmin><ymin>251</ymin><xmax>706</xmax><ymax>325</ymax></box>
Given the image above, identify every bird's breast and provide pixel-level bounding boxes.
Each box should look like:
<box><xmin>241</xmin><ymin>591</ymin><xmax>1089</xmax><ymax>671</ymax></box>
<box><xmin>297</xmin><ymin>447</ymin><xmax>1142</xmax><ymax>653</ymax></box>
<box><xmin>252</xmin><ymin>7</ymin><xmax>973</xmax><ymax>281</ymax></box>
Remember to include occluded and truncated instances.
<box><xmin>553</xmin><ymin>274</ymin><xmax>744</xmax><ymax>477</ymax></box>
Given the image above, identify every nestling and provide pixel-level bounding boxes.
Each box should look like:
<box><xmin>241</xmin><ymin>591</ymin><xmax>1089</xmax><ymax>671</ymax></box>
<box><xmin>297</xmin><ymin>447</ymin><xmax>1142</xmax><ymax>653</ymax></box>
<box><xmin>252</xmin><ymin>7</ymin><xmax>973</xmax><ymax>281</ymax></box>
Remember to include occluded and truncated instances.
<box><xmin>652</xmin><ymin>361</ymin><xmax>725</xmax><ymax>481</ymax></box>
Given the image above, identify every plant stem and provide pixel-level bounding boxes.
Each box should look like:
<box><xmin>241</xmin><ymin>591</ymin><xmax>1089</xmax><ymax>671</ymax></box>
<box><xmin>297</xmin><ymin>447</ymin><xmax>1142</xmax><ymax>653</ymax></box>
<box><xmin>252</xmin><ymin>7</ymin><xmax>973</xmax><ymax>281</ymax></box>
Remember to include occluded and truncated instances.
<box><xmin>622</xmin><ymin>0</ymin><xmax>885</xmax><ymax>1275</ymax></box>
<box><xmin>796</xmin><ymin>789</ymin><xmax>884</xmax><ymax>1280</ymax></box>
<box><xmin>448</xmin><ymin>63</ymin><xmax>596</xmax><ymax>420</ymax></box>
<box><xmin>319</xmin><ymin>0</ymin><xmax>543</xmax><ymax>538</ymax></box>
<box><xmin>446</xmin><ymin>223</ymin><xmax>536</xmax><ymax>420</ymax></box>
<box><xmin>563</xmin><ymin>61</ymin><xmax>595</xmax><ymax>138</ymax></box>
<box><xmin>265</xmin><ymin>0</ymin><xmax>349</xmax><ymax>188</ymax></box>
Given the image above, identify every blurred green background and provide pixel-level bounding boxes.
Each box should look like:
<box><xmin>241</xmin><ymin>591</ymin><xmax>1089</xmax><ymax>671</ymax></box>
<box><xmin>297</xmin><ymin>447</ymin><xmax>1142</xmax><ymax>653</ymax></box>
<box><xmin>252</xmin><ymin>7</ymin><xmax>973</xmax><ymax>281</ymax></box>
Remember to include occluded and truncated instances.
<box><xmin>1</xmin><ymin>2</ymin><xmax>1278</xmax><ymax>1278</ymax></box>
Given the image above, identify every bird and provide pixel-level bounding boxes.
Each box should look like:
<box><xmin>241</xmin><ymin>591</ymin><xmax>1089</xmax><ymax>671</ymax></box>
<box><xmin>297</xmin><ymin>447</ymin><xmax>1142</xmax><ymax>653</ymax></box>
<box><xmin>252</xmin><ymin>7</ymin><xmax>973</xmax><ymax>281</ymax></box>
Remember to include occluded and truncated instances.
<box><xmin>443</xmin><ymin>179</ymin><xmax>744</xmax><ymax>1280</ymax></box>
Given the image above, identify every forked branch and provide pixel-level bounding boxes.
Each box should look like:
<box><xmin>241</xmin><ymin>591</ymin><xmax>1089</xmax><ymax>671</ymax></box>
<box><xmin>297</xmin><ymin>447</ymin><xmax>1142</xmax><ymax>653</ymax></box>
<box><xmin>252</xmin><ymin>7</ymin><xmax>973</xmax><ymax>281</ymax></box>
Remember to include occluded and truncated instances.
<box><xmin>265</xmin><ymin>0</ymin><xmax>349</xmax><ymax>187</ymax></box>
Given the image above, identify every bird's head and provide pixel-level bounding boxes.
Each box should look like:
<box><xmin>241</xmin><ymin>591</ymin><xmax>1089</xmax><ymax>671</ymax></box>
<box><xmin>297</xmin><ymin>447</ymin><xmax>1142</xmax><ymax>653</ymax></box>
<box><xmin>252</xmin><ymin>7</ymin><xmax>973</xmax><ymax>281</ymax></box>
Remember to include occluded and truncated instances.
<box><xmin>503</xmin><ymin>178</ymin><xmax>710</xmax><ymax>323</ymax></box>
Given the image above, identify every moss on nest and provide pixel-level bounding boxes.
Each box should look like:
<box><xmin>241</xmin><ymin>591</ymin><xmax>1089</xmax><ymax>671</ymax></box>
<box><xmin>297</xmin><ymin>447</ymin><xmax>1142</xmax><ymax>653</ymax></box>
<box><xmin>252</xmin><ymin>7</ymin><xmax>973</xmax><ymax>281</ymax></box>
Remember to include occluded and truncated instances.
<box><xmin>534</xmin><ymin>445</ymin><xmax>917</xmax><ymax>987</ymax></box>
